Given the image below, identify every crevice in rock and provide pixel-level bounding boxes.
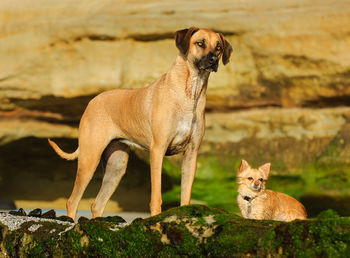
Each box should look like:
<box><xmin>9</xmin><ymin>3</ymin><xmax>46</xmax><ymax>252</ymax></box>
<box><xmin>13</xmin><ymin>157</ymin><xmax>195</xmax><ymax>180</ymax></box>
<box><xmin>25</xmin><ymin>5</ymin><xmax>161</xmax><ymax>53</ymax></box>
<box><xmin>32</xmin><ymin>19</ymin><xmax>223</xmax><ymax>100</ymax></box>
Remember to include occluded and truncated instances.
<box><xmin>282</xmin><ymin>54</ymin><xmax>332</xmax><ymax>69</ymax></box>
<box><xmin>8</xmin><ymin>94</ymin><xmax>97</xmax><ymax>125</ymax></box>
<box><xmin>212</xmin><ymin>30</ymin><xmax>242</xmax><ymax>37</ymax></box>
<box><xmin>0</xmin><ymin>108</ymin><xmax>62</xmax><ymax>121</ymax></box>
<box><xmin>126</xmin><ymin>32</ymin><xmax>175</xmax><ymax>42</ymax></box>
<box><xmin>303</xmin><ymin>95</ymin><xmax>350</xmax><ymax>108</ymax></box>
<box><xmin>73</xmin><ymin>35</ymin><xmax>118</xmax><ymax>42</ymax></box>
<box><xmin>205</xmin><ymin>101</ymin><xmax>281</xmax><ymax>113</ymax></box>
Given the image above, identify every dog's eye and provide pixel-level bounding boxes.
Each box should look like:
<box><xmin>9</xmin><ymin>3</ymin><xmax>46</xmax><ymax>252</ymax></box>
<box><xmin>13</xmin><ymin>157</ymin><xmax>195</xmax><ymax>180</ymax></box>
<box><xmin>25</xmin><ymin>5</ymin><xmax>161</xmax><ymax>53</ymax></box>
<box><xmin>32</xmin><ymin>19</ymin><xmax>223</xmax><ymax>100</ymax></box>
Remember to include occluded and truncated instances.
<box><xmin>259</xmin><ymin>178</ymin><xmax>263</xmax><ymax>182</ymax></box>
<box><xmin>216</xmin><ymin>45</ymin><xmax>222</xmax><ymax>51</ymax></box>
<box><xmin>196</xmin><ymin>41</ymin><xmax>205</xmax><ymax>48</ymax></box>
<box><xmin>248</xmin><ymin>177</ymin><xmax>253</xmax><ymax>180</ymax></box>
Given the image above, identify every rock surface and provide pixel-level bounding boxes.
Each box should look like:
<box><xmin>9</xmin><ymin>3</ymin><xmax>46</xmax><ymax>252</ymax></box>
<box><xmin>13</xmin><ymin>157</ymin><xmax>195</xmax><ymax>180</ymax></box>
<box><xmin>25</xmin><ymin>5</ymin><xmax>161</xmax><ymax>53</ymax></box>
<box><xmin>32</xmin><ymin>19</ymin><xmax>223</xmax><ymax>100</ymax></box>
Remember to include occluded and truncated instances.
<box><xmin>0</xmin><ymin>205</ymin><xmax>349</xmax><ymax>257</ymax></box>
<box><xmin>204</xmin><ymin>107</ymin><xmax>350</xmax><ymax>168</ymax></box>
<box><xmin>0</xmin><ymin>0</ymin><xmax>350</xmax><ymax>212</ymax></box>
<box><xmin>0</xmin><ymin>0</ymin><xmax>349</xmax><ymax>107</ymax></box>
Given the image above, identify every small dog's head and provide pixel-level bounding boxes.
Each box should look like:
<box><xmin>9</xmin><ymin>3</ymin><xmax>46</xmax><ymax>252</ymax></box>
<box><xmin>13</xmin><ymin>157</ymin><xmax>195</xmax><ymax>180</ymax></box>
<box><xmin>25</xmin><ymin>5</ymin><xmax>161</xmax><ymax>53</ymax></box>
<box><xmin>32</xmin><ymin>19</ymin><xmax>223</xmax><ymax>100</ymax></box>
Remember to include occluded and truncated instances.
<box><xmin>237</xmin><ymin>160</ymin><xmax>271</xmax><ymax>192</ymax></box>
<box><xmin>175</xmin><ymin>27</ymin><xmax>233</xmax><ymax>72</ymax></box>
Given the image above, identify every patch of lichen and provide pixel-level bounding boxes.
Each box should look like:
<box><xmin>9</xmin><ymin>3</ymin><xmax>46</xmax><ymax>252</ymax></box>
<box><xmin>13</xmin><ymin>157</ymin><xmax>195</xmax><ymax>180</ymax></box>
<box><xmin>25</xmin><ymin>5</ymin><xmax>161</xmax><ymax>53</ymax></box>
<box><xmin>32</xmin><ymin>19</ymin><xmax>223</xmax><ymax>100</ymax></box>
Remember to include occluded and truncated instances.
<box><xmin>0</xmin><ymin>223</ymin><xmax>7</xmax><ymax>255</ymax></box>
<box><xmin>3</xmin><ymin>221</ymin><xmax>69</xmax><ymax>257</ymax></box>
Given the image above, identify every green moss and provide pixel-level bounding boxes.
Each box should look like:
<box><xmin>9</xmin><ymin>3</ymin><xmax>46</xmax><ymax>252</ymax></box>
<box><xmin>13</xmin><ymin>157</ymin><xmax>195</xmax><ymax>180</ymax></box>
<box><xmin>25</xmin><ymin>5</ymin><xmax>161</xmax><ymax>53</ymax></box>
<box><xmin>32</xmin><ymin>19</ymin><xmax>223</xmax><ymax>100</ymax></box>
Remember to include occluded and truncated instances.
<box><xmin>255</xmin><ymin>209</ymin><xmax>350</xmax><ymax>257</ymax></box>
<box><xmin>2</xmin><ymin>205</ymin><xmax>350</xmax><ymax>257</ymax></box>
<box><xmin>3</xmin><ymin>231</ymin><xmax>17</xmax><ymax>256</ymax></box>
<box><xmin>62</xmin><ymin>226</ymin><xmax>85</xmax><ymax>254</ymax></box>
<box><xmin>80</xmin><ymin>221</ymin><xmax>118</xmax><ymax>256</ymax></box>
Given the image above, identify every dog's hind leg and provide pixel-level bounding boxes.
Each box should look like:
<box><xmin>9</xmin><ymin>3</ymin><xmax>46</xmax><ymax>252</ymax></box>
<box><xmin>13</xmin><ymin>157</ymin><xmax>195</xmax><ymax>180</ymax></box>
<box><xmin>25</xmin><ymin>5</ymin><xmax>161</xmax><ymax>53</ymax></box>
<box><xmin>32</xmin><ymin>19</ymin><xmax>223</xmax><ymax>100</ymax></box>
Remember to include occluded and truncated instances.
<box><xmin>91</xmin><ymin>140</ymin><xmax>130</xmax><ymax>218</ymax></box>
<box><xmin>66</xmin><ymin>126</ymin><xmax>112</xmax><ymax>220</ymax></box>
<box><xmin>67</xmin><ymin>157</ymin><xmax>101</xmax><ymax>220</ymax></box>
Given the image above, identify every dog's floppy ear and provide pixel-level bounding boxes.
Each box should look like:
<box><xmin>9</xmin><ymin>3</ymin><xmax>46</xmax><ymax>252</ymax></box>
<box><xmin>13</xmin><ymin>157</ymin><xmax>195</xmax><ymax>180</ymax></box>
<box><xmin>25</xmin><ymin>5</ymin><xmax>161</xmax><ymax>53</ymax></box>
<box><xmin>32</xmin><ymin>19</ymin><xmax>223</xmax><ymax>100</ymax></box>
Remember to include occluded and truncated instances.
<box><xmin>219</xmin><ymin>33</ymin><xmax>233</xmax><ymax>65</ymax></box>
<box><xmin>175</xmin><ymin>27</ymin><xmax>199</xmax><ymax>56</ymax></box>
<box><xmin>259</xmin><ymin>163</ymin><xmax>271</xmax><ymax>179</ymax></box>
<box><xmin>238</xmin><ymin>159</ymin><xmax>250</xmax><ymax>174</ymax></box>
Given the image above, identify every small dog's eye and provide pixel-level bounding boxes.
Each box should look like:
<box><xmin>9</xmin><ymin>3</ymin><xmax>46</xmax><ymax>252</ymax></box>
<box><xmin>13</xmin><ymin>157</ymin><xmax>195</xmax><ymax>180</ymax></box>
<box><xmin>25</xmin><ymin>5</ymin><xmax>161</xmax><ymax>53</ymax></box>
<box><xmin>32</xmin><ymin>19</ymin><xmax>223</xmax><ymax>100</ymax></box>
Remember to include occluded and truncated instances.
<box><xmin>248</xmin><ymin>177</ymin><xmax>253</xmax><ymax>180</ymax></box>
<box><xmin>259</xmin><ymin>178</ymin><xmax>263</xmax><ymax>182</ymax></box>
<box><xmin>216</xmin><ymin>45</ymin><xmax>222</xmax><ymax>51</ymax></box>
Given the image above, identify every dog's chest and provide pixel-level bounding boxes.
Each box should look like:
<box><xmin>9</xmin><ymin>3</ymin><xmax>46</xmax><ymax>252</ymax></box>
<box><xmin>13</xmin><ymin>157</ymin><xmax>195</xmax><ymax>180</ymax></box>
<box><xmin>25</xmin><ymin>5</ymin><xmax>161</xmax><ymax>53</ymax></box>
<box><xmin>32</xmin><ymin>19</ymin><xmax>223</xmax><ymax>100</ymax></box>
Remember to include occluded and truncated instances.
<box><xmin>238</xmin><ymin>192</ymin><xmax>269</xmax><ymax>219</ymax></box>
<box><xmin>239</xmin><ymin>197</ymin><xmax>253</xmax><ymax>216</ymax></box>
<box><xmin>191</xmin><ymin>74</ymin><xmax>206</xmax><ymax>99</ymax></box>
<box><xmin>173</xmin><ymin>115</ymin><xmax>193</xmax><ymax>144</ymax></box>
<box><xmin>165</xmin><ymin>114</ymin><xmax>195</xmax><ymax>156</ymax></box>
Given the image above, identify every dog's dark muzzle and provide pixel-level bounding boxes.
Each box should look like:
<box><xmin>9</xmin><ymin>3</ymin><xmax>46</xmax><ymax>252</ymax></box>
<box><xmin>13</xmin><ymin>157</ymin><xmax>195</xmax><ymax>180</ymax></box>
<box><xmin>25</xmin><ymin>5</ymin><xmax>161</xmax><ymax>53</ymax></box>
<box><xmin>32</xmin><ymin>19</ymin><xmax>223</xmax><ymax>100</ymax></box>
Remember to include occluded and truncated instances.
<box><xmin>195</xmin><ymin>52</ymin><xmax>219</xmax><ymax>72</ymax></box>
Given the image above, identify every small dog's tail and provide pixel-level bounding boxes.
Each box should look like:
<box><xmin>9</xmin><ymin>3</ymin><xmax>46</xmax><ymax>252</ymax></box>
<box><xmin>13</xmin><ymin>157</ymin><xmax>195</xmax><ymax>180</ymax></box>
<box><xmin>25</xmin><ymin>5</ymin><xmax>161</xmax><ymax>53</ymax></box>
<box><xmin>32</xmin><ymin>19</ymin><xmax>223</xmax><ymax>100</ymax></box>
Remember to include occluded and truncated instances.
<box><xmin>48</xmin><ymin>139</ymin><xmax>79</xmax><ymax>160</ymax></box>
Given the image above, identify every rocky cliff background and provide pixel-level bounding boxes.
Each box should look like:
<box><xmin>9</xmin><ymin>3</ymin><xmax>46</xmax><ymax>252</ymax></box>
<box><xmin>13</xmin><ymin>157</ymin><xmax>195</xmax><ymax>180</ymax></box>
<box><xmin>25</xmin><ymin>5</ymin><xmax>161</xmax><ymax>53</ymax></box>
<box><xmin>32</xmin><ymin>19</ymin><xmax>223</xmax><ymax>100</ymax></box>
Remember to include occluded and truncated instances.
<box><xmin>0</xmin><ymin>0</ymin><xmax>349</xmax><ymax>215</ymax></box>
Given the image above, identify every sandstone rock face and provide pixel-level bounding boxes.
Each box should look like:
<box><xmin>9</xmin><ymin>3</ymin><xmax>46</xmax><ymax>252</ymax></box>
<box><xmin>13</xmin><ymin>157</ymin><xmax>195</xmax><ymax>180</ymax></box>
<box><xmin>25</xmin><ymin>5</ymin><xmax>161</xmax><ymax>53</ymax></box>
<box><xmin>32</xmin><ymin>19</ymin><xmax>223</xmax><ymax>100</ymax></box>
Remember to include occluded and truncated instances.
<box><xmin>0</xmin><ymin>0</ymin><xmax>349</xmax><ymax>143</ymax></box>
<box><xmin>204</xmin><ymin>107</ymin><xmax>350</xmax><ymax>168</ymax></box>
<box><xmin>1</xmin><ymin>0</ymin><xmax>349</xmax><ymax>109</ymax></box>
<box><xmin>0</xmin><ymin>0</ymin><xmax>349</xmax><ymax>210</ymax></box>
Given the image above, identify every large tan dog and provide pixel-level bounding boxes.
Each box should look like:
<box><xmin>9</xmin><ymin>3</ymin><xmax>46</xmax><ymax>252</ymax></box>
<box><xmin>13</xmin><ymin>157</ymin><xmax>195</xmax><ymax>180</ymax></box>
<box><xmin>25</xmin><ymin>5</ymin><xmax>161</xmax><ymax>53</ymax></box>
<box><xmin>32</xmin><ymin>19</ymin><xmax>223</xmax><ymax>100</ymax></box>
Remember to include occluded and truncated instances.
<box><xmin>48</xmin><ymin>27</ymin><xmax>232</xmax><ymax>220</ymax></box>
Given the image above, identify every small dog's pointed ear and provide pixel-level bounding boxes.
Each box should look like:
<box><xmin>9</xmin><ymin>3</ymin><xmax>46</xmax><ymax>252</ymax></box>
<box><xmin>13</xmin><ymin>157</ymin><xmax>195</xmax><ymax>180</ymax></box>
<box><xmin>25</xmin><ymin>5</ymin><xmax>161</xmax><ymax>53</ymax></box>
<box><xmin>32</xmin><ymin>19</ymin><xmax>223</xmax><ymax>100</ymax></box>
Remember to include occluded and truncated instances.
<box><xmin>238</xmin><ymin>159</ymin><xmax>250</xmax><ymax>174</ymax></box>
<box><xmin>175</xmin><ymin>27</ymin><xmax>199</xmax><ymax>56</ymax></box>
<box><xmin>219</xmin><ymin>33</ymin><xmax>233</xmax><ymax>65</ymax></box>
<box><xmin>259</xmin><ymin>163</ymin><xmax>271</xmax><ymax>179</ymax></box>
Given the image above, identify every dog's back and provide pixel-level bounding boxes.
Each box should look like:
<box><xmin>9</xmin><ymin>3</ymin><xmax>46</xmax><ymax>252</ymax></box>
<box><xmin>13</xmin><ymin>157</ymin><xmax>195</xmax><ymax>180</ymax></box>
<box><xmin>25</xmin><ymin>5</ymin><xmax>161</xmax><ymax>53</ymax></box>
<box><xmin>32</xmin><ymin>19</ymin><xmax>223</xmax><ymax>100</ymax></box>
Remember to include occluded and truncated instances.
<box><xmin>263</xmin><ymin>190</ymin><xmax>307</xmax><ymax>221</ymax></box>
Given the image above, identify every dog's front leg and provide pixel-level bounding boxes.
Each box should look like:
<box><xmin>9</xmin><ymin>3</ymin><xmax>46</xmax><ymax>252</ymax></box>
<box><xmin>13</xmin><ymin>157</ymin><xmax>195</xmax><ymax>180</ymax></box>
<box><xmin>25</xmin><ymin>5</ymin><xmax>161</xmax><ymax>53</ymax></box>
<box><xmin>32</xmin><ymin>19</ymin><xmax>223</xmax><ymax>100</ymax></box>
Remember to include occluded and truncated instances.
<box><xmin>180</xmin><ymin>143</ymin><xmax>199</xmax><ymax>206</ymax></box>
<box><xmin>181</xmin><ymin>101</ymin><xmax>206</xmax><ymax>206</ymax></box>
<box><xmin>149</xmin><ymin>144</ymin><xmax>166</xmax><ymax>216</ymax></box>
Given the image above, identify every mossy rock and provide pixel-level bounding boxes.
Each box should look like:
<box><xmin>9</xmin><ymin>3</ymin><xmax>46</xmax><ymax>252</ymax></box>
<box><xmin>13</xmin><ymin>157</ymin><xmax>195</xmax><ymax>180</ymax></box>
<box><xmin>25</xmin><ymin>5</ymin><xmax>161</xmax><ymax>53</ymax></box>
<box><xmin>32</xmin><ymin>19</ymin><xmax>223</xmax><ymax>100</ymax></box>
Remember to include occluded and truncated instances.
<box><xmin>91</xmin><ymin>215</ymin><xmax>126</xmax><ymax>224</ymax></box>
<box><xmin>1</xmin><ymin>205</ymin><xmax>350</xmax><ymax>257</ymax></box>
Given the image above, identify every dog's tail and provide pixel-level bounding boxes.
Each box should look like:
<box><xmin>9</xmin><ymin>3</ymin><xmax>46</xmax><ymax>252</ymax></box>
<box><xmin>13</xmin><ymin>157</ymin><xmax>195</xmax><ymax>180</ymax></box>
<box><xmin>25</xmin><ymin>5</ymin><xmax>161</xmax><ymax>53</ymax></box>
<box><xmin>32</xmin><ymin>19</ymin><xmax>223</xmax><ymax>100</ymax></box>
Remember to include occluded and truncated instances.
<box><xmin>48</xmin><ymin>139</ymin><xmax>79</xmax><ymax>160</ymax></box>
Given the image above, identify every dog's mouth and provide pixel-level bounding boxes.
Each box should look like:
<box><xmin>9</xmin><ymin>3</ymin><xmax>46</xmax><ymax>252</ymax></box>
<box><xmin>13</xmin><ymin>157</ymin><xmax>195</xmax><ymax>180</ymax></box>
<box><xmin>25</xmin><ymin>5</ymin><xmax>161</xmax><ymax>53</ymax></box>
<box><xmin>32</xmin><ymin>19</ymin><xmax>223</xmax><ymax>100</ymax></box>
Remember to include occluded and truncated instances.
<box><xmin>251</xmin><ymin>184</ymin><xmax>262</xmax><ymax>191</ymax></box>
<box><xmin>194</xmin><ymin>56</ymin><xmax>219</xmax><ymax>73</ymax></box>
<box><xmin>196</xmin><ymin>63</ymin><xmax>218</xmax><ymax>73</ymax></box>
<box><xmin>204</xmin><ymin>64</ymin><xmax>218</xmax><ymax>72</ymax></box>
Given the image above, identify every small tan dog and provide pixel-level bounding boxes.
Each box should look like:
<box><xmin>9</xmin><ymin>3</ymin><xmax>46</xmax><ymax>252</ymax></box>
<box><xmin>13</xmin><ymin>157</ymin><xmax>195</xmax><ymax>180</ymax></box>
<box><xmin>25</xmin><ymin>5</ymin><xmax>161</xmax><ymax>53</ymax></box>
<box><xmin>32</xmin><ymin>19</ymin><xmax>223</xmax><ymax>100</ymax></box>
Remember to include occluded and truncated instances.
<box><xmin>237</xmin><ymin>160</ymin><xmax>307</xmax><ymax>221</ymax></box>
<box><xmin>48</xmin><ymin>27</ymin><xmax>232</xmax><ymax>221</ymax></box>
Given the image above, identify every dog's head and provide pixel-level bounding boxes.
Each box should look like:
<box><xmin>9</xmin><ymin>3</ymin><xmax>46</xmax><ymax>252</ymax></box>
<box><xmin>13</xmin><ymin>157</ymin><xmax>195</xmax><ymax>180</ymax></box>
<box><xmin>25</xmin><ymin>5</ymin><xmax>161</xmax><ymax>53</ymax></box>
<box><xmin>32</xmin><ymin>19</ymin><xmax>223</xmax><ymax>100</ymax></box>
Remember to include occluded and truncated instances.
<box><xmin>175</xmin><ymin>27</ymin><xmax>233</xmax><ymax>72</ymax></box>
<box><xmin>237</xmin><ymin>160</ymin><xmax>271</xmax><ymax>192</ymax></box>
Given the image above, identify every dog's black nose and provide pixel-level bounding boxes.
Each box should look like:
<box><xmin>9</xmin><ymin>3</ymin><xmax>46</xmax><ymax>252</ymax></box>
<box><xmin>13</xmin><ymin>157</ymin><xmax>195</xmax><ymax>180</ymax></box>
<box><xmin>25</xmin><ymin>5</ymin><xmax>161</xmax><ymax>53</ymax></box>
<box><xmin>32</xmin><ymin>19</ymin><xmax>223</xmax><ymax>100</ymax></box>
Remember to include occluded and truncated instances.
<box><xmin>208</xmin><ymin>52</ymin><xmax>218</xmax><ymax>64</ymax></box>
<box><xmin>210</xmin><ymin>56</ymin><xmax>218</xmax><ymax>63</ymax></box>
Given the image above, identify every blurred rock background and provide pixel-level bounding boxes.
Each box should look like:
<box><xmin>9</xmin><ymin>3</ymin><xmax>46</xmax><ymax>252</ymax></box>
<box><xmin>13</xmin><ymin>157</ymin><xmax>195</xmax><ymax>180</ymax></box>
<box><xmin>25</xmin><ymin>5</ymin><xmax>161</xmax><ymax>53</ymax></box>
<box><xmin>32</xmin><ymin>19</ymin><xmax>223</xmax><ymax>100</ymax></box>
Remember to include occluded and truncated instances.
<box><xmin>0</xmin><ymin>0</ymin><xmax>349</xmax><ymax>216</ymax></box>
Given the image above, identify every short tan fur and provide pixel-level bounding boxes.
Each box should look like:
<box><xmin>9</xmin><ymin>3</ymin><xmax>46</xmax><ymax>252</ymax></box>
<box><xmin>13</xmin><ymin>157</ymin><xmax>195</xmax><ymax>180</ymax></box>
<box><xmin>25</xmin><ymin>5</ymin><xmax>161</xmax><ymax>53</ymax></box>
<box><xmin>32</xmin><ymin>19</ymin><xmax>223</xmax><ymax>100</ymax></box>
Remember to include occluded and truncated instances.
<box><xmin>237</xmin><ymin>160</ymin><xmax>307</xmax><ymax>221</ymax></box>
<box><xmin>48</xmin><ymin>27</ymin><xmax>233</xmax><ymax>221</ymax></box>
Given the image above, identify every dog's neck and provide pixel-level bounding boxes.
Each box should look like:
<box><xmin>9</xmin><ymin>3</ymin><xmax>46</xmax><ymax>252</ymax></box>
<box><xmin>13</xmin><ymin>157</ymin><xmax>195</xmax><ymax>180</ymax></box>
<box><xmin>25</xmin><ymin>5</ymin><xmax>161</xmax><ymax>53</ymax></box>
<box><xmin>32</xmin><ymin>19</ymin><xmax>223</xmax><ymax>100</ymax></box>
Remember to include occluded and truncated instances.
<box><xmin>169</xmin><ymin>55</ymin><xmax>210</xmax><ymax>100</ymax></box>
